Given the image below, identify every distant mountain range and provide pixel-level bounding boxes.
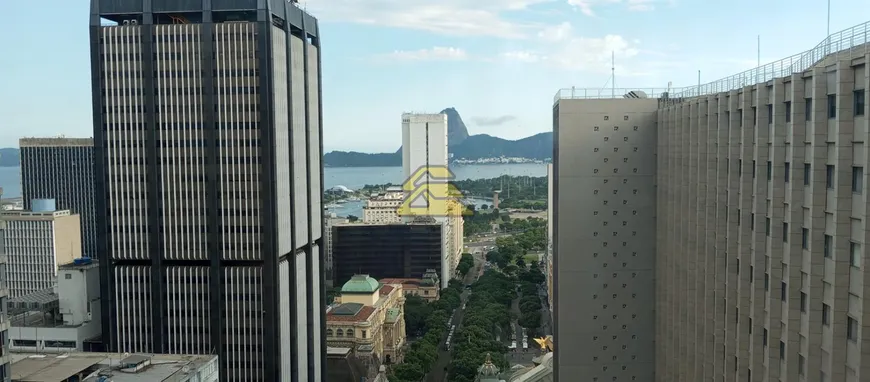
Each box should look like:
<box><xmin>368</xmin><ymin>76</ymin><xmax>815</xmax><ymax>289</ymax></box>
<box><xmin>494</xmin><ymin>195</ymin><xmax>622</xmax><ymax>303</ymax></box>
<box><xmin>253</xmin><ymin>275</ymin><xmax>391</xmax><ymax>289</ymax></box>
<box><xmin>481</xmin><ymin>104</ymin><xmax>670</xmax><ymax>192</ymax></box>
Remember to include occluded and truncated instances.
<box><xmin>0</xmin><ymin>148</ymin><xmax>19</xmax><ymax>167</ymax></box>
<box><xmin>323</xmin><ymin>107</ymin><xmax>552</xmax><ymax>167</ymax></box>
<box><xmin>0</xmin><ymin>108</ymin><xmax>552</xmax><ymax>168</ymax></box>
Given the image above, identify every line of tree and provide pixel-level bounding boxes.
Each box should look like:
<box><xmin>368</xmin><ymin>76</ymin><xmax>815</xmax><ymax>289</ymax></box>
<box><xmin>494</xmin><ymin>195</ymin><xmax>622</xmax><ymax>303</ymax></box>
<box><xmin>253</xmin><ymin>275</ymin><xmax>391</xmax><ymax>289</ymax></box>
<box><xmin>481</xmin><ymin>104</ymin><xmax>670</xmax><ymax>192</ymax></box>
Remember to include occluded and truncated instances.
<box><xmin>456</xmin><ymin>253</ymin><xmax>475</xmax><ymax>277</ymax></box>
<box><xmin>446</xmin><ymin>270</ymin><xmax>515</xmax><ymax>382</ymax></box>
<box><xmin>516</xmin><ymin>267</ymin><xmax>546</xmax><ymax>336</ymax></box>
<box><xmin>485</xmin><ymin>223</ymin><xmax>547</xmax><ymax>270</ymax></box>
<box><xmin>390</xmin><ymin>280</ymin><xmax>464</xmax><ymax>382</ymax></box>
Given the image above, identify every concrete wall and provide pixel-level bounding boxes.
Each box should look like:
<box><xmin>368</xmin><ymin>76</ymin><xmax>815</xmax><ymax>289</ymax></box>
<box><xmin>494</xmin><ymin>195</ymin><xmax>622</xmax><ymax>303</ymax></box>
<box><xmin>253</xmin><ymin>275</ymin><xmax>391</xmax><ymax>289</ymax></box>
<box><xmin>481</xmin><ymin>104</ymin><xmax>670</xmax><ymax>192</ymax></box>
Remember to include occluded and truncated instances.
<box><xmin>52</xmin><ymin>214</ymin><xmax>82</xmax><ymax>271</ymax></box>
<box><xmin>553</xmin><ymin>98</ymin><xmax>658</xmax><ymax>381</ymax></box>
<box><xmin>656</xmin><ymin>55</ymin><xmax>870</xmax><ymax>382</ymax></box>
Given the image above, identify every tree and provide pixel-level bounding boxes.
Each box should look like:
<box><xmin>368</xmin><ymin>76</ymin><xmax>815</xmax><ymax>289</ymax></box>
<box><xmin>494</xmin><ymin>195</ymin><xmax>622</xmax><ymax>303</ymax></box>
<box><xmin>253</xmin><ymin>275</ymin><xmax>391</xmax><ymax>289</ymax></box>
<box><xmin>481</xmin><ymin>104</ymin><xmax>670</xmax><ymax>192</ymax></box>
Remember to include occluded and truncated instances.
<box><xmin>516</xmin><ymin>257</ymin><xmax>526</xmax><ymax>269</ymax></box>
<box><xmin>391</xmin><ymin>362</ymin><xmax>424</xmax><ymax>382</ymax></box>
<box><xmin>403</xmin><ymin>295</ymin><xmax>432</xmax><ymax>337</ymax></box>
<box><xmin>480</xmin><ymin>204</ymin><xmax>489</xmax><ymax>210</ymax></box>
<box><xmin>457</xmin><ymin>253</ymin><xmax>475</xmax><ymax>276</ymax></box>
<box><xmin>347</xmin><ymin>214</ymin><xmax>359</xmax><ymax>222</ymax></box>
<box><xmin>519</xmin><ymin>310</ymin><xmax>541</xmax><ymax>329</ymax></box>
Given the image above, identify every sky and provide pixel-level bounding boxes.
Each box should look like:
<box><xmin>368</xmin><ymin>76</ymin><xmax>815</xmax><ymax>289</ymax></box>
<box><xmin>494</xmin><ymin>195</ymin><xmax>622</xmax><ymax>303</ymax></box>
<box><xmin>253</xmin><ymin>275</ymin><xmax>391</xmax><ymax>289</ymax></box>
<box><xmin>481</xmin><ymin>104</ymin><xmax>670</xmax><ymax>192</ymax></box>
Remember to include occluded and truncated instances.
<box><xmin>0</xmin><ymin>0</ymin><xmax>868</xmax><ymax>153</ymax></box>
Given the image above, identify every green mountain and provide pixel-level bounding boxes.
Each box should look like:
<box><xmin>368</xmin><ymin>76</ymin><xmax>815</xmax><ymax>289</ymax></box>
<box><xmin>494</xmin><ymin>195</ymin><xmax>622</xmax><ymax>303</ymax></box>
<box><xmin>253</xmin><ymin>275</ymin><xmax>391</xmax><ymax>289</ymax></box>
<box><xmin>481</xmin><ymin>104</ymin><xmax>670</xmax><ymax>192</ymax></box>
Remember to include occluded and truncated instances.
<box><xmin>0</xmin><ymin>148</ymin><xmax>19</xmax><ymax>167</ymax></box>
<box><xmin>323</xmin><ymin>108</ymin><xmax>551</xmax><ymax>167</ymax></box>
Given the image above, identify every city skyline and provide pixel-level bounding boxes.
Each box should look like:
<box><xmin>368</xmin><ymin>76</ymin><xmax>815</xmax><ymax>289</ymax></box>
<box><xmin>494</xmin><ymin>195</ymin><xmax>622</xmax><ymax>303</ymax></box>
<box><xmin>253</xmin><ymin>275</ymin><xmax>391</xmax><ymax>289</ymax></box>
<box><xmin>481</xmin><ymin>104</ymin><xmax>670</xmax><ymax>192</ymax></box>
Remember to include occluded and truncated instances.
<box><xmin>2</xmin><ymin>1</ymin><xmax>868</xmax><ymax>153</ymax></box>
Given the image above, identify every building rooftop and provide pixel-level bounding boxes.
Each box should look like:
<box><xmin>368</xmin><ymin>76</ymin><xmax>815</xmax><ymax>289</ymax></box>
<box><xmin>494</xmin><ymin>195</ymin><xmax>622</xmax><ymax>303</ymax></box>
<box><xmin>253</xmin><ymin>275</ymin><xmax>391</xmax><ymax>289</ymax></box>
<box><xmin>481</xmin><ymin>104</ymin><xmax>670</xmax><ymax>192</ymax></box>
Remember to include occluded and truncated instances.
<box><xmin>10</xmin><ymin>352</ymin><xmax>217</xmax><ymax>382</ymax></box>
<box><xmin>341</xmin><ymin>275</ymin><xmax>381</xmax><ymax>294</ymax></box>
<box><xmin>19</xmin><ymin>137</ymin><xmax>94</xmax><ymax>147</ymax></box>
<box><xmin>327</xmin><ymin>304</ymin><xmax>376</xmax><ymax>323</ymax></box>
<box><xmin>1</xmin><ymin>209</ymin><xmax>72</xmax><ymax>218</ymax></box>
<box><xmin>379</xmin><ymin>284</ymin><xmax>395</xmax><ymax>296</ymax></box>
<box><xmin>58</xmin><ymin>258</ymin><xmax>99</xmax><ymax>271</ymax></box>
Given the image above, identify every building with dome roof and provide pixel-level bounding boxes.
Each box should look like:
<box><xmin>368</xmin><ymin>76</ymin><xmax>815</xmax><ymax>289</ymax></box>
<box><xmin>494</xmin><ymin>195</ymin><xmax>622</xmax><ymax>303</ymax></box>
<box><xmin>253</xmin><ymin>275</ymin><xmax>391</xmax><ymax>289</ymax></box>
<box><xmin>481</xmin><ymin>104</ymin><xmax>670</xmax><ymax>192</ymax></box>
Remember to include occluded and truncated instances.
<box><xmin>326</xmin><ymin>275</ymin><xmax>407</xmax><ymax>365</ymax></box>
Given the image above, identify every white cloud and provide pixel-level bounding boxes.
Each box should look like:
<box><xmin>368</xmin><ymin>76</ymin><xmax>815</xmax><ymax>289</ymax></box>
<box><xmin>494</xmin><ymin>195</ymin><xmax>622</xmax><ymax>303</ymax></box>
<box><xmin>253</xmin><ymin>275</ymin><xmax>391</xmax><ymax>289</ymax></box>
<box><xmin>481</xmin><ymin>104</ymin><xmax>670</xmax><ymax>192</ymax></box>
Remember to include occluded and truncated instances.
<box><xmin>567</xmin><ymin>0</ymin><xmax>661</xmax><ymax>16</ymax></box>
<box><xmin>501</xmin><ymin>50</ymin><xmax>545</xmax><ymax>63</ymax></box>
<box><xmin>305</xmin><ymin>0</ymin><xmax>553</xmax><ymax>39</ymax></box>
<box><xmin>537</xmin><ymin>22</ymin><xmax>573</xmax><ymax>42</ymax></box>
<box><xmin>379</xmin><ymin>47</ymin><xmax>469</xmax><ymax>61</ymax></box>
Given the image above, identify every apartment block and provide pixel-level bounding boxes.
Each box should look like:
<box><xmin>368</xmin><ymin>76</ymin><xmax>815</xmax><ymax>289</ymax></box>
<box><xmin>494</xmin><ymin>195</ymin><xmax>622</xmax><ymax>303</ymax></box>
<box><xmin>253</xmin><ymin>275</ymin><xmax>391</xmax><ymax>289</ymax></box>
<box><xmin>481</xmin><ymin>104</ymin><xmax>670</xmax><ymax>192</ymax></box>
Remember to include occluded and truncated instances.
<box><xmin>363</xmin><ymin>187</ymin><xmax>405</xmax><ymax>223</ymax></box>
<box><xmin>1</xmin><ymin>199</ymin><xmax>81</xmax><ymax>299</ymax></box>
<box><xmin>656</xmin><ymin>29</ymin><xmax>870</xmax><ymax>382</ymax></box>
<box><xmin>89</xmin><ymin>1</ymin><xmax>325</xmax><ymax>380</ymax></box>
<box><xmin>552</xmin><ymin>90</ymin><xmax>658</xmax><ymax>381</ymax></box>
<box><xmin>19</xmin><ymin>138</ymin><xmax>95</xmax><ymax>258</ymax></box>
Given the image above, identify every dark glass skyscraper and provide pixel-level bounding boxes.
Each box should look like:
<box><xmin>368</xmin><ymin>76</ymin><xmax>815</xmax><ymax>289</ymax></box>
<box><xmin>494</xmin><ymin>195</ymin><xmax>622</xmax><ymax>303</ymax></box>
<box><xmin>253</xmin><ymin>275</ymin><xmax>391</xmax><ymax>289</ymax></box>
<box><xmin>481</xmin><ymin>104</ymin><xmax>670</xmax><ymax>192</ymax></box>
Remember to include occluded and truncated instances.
<box><xmin>88</xmin><ymin>1</ymin><xmax>325</xmax><ymax>380</ymax></box>
<box><xmin>19</xmin><ymin>138</ymin><xmax>96</xmax><ymax>258</ymax></box>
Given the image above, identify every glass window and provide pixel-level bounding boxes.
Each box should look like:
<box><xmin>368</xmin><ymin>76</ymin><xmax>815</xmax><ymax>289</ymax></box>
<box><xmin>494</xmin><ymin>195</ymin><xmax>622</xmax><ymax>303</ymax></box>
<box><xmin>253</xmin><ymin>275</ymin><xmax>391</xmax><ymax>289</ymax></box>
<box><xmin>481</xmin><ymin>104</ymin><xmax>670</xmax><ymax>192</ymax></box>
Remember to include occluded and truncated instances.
<box><xmin>851</xmin><ymin>242</ymin><xmax>861</xmax><ymax>268</ymax></box>
<box><xmin>855</xmin><ymin>90</ymin><xmax>865</xmax><ymax>116</ymax></box>
<box><xmin>828</xmin><ymin>94</ymin><xmax>837</xmax><ymax>119</ymax></box>
<box><xmin>785</xmin><ymin>162</ymin><xmax>790</xmax><ymax>183</ymax></box>
<box><xmin>853</xmin><ymin>166</ymin><xmax>863</xmax><ymax>194</ymax></box>
<box><xmin>823</xmin><ymin>304</ymin><xmax>831</xmax><ymax>326</ymax></box>
<box><xmin>802</xmin><ymin>228</ymin><xmax>809</xmax><ymax>249</ymax></box>
<box><xmin>783</xmin><ymin>222</ymin><xmax>789</xmax><ymax>242</ymax></box>
<box><xmin>804</xmin><ymin>163</ymin><xmax>811</xmax><ymax>186</ymax></box>
<box><xmin>824</xmin><ymin>235</ymin><xmax>832</xmax><ymax>258</ymax></box>
<box><xmin>826</xmin><ymin>165</ymin><xmax>835</xmax><ymax>189</ymax></box>
<box><xmin>805</xmin><ymin>98</ymin><xmax>813</xmax><ymax>121</ymax></box>
<box><xmin>847</xmin><ymin>316</ymin><xmax>858</xmax><ymax>341</ymax></box>
<box><xmin>785</xmin><ymin>101</ymin><xmax>792</xmax><ymax>122</ymax></box>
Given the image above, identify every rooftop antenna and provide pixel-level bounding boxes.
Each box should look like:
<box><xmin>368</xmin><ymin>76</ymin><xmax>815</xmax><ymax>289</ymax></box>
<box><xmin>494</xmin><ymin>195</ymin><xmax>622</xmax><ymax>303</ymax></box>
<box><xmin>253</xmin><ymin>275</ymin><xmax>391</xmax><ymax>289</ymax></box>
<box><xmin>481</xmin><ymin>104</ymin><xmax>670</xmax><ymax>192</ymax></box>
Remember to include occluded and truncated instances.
<box><xmin>611</xmin><ymin>51</ymin><xmax>615</xmax><ymax>96</ymax></box>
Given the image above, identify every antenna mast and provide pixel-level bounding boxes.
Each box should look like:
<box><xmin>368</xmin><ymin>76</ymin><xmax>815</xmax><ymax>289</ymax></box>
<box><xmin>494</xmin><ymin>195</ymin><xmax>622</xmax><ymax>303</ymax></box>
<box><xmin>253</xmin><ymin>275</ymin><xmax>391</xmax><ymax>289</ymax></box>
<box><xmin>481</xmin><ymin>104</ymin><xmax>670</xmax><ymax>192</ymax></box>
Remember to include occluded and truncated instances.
<box><xmin>611</xmin><ymin>51</ymin><xmax>615</xmax><ymax>96</ymax></box>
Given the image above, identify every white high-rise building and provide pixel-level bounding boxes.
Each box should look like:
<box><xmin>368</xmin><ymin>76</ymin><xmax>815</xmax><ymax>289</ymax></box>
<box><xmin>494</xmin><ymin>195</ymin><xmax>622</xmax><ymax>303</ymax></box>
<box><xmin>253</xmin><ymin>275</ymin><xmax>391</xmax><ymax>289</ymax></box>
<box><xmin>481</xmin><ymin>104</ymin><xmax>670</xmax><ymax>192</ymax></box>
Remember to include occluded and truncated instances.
<box><xmin>402</xmin><ymin>113</ymin><xmax>449</xmax><ymax>216</ymax></box>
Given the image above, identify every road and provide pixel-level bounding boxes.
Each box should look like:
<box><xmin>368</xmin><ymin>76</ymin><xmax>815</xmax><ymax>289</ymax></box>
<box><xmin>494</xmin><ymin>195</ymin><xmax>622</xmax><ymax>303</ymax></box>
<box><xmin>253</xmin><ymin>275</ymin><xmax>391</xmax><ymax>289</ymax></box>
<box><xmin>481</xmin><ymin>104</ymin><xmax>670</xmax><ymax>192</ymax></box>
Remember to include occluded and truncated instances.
<box><xmin>425</xmin><ymin>252</ymin><xmax>484</xmax><ymax>382</ymax></box>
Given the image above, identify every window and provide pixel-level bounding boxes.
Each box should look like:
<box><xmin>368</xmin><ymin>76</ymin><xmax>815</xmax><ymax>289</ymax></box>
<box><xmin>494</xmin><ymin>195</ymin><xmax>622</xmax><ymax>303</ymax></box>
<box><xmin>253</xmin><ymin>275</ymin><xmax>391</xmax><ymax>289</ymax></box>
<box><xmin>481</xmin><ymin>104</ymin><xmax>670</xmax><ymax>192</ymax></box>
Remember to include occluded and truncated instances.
<box><xmin>847</xmin><ymin>316</ymin><xmax>858</xmax><ymax>341</ymax></box>
<box><xmin>767</xmin><ymin>161</ymin><xmax>772</xmax><ymax>180</ymax></box>
<box><xmin>853</xmin><ymin>166</ymin><xmax>863</xmax><ymax>194</ymax></box>
<box><xmin>763</xmin><ymin>328</ymin><xmax>768</xmax><ymax>346</ymax></box>
<box><xmin>764</xmin><ymin>273</ymin><xmax>770</xmax><ymax>291</ymax></box>
<box><xmin>823</xmin><ymin>304</ymin><xmax>831</xmax><ymax>326</ymax></box>
<box><xmin>65</xmin><ymin>274</ymin><xmax>72</xmax><ymax>280</ymax></box>
<box><xmin>824</xmin><ymin>234</ymin><xmax>832</xmax><ymax>258</ymax></box>
<box><xmin>766</xmin><ymin>218</ymin><xmax>771</xmax><ymax>236</ymax></box>
<box><xmin>737</xmin><ymin>209</ymin><xmax>741</xmax><ymax>226</ymax></box>
<box><xmin>752</xmin><ymin>107</ymin><xmax>758</xmax><ymax>125</ymax></box>
<box><xmin>802</xmin><ymin>228</ymin><xmax>809</xmax><ymax>249</ymax></box>
<box><xmin>805</xmin><ymin>98</ymin><xmax>813</xmax><ymax>121</ymax></box>
<box><xmin>739</xmin><ymin>159</ymin><xmax>743</xmax><ymax>177</ymax></box>
<box><xmin>752</xmin><ymin>160</ymin><xmax>757</xmax><ymax>179</ymax></box>
<box><xmin>785</xmin><ymin>101</ymin><xmax>792</xmax><ymax>122</ymax></box>
<box><xmin>767</xmin><ymin>104</ymin><xmax>773</xmax><ymax>123</ymax></box>
<box><xmin>855</xmin><ymin>90</ymin><xmax>865</xmax><ymax>116</ymax></box>
<box><xmin>800</xmin><ymin>292</ymin><xmax>807</xmax><ymax>312</ymax></box>
<box><xmin>750</xmin><ymin>213</ymin><xmax>755</xmax><ymax>230</ymax></box>
<box><xmin>798</xmin><ymin>354</ymin><xmax>806</xmax><ymax>376</ymax></box>
<box><xmin>851</xmin><ymin>242</ymin><xmax>861</xmax><ymax>268</ymax></box>
<box><xmin>804</xmin><ymin>163</ymin><xmax>811</xmax><ymax>186</ymax></box>
<box><xmin>826</xmin><ymin>165</ymin><xmax>835</xmax><ymax>189</ymax></box>
<box><xmin>828</xmin><ymin>94</ymin><xmax>837</xmax><ymax>119</ymax></box>
<box><xmin>785</xmin><ymin>162</ymin><xmax>790</xmax><ymax>183</ymax></box>
<box><xmin>779</xmin><ymin>341</ymin><xmax>785</xmax><ymax>359</ymax></box>
<box><xmin>783</xmin><ymin>222</ymin><xmax>789</xmax><ymax>242</ymax></box>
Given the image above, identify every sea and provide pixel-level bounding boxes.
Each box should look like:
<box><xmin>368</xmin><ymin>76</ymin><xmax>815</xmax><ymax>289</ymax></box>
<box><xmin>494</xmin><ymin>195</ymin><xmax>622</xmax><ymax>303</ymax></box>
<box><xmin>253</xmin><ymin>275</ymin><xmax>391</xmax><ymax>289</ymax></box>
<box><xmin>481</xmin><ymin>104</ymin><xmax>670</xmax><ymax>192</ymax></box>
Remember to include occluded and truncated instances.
<box><xmin>0</xmin><ymin>163</ymin><xmax>547</xmax><ymax>217</ymax></box>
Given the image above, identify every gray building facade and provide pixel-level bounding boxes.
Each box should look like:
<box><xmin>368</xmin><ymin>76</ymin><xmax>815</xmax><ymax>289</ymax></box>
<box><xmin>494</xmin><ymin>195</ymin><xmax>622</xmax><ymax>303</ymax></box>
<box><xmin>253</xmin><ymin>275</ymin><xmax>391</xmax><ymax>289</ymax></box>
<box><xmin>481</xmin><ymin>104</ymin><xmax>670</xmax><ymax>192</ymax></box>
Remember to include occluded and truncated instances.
<box><xmin>88</xmin><ymin>1</ymin><xmax>325</xmax><ymax>381</ymax></box>
<box><xmin>0</xmin><ymin>188</ymin><xmax>11</xmax><ymax>382</ymax></box>
<box><xmin>19</xmin><ymin>138</ymin><xmax>95</xmax><ymax>258</ymax></box>
<box><xmin>552</xmin><ymin>20</ymin><xmax>870</xmax><ymax>382</ymax></box>
<box><xmin>552</xmin><ymin>91</ymin><xmax>658</xmax><ymax>381</ymax></box>
<box><xmin>656</xmin><ymin>25</ymin><xmax>870</xmax><ymax>382</ymax></box>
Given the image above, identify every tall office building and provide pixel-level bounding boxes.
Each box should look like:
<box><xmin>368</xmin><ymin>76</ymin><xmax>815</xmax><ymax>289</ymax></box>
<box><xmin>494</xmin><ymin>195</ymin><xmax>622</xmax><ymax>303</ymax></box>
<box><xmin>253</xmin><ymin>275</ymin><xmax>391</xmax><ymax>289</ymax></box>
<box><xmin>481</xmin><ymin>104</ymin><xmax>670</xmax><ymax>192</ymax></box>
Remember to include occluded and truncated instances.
<box><xmin>89</xmin><ymin>1</ymin><xmax>325</xmax><ymax>381</ymax></box>
<box><xmin>552</xmin><ymin>21</ymin><xmax>870</xmax><ymax>382</ymax></box>
<box><xmin>19</xmin><ymin>138</ymin><xmax>95</xmax><ymax>258</ymax></box>
<box><xmin>401</xmin><ymin>113</ymin><xmax>449</xmax><ymax>210</ymax></box>
<box><xmin>551</xmin><ymin>91</ymin><xmax>658</xmax><ymax>381</ymax></box>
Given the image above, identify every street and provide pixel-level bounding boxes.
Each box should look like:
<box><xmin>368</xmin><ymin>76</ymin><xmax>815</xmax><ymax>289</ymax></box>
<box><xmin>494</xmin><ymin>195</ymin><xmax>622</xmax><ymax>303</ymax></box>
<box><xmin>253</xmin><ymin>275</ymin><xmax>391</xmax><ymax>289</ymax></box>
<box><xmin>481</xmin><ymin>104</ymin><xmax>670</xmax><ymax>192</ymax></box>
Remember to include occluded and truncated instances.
<box><xmin>425</xmin><ymin>252</ymin><xmax>484</xmax><ymax>382</ymax></box>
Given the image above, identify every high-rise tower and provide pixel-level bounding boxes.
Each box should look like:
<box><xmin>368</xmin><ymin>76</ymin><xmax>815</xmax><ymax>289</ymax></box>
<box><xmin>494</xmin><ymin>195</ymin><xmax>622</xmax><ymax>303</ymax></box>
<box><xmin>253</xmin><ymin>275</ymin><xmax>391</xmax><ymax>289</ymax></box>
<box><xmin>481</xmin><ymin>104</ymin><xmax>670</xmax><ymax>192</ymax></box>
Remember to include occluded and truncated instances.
<box><xmin>19</xmin><ymin>138</ymin><xmax>95</xmax><ymax>258</ymax></box>
<box><xmin>88</xmin><ymin>1</ymin><xmax>325</xmax><ymax>380</ymax></box>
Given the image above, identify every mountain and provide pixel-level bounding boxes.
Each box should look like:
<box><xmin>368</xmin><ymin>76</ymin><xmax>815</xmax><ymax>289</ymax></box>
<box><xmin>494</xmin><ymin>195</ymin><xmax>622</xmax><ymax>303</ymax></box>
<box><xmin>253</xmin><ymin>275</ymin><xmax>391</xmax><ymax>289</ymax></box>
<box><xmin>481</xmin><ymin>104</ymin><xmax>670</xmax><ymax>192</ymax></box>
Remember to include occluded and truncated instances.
<box><xmin>0</xmin><ymin>148</ymin><xmax>19</xmax><ymax>167</ymax></box>
<box><xmin>323</xmin><ymin>108</ymin><xmax>551</xmax><ymax>167</ymax></box>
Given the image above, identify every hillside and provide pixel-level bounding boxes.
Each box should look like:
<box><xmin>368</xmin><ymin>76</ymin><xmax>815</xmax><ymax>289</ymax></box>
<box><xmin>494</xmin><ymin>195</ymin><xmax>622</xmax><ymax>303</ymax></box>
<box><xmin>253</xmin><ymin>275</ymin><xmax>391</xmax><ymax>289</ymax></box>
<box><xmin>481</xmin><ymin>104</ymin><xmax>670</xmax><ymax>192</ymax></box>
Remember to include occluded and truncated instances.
<box><xmin>323</xmin><ymin>108</ymin><xmax>551</xmax><ymax>167</ymax></box>
<box><xmin>0</xmin><ymin>148</ymin><xmax>19</xmax><ymax>167</ymax></box>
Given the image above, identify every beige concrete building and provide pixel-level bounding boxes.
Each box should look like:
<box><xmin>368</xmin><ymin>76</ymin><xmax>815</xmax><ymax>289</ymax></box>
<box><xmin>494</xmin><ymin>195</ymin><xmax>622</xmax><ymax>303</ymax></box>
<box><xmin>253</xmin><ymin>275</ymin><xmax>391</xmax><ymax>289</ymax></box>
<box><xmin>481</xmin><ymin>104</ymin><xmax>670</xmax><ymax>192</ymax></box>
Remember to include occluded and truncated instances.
<box><xmin>1</xmin><ymin>199</ymin><xmax>81</xmax><ymax>299</ymax></box>
<box><xmin>363</xmin><ymin>187</ymin><xmax>405</xmax><ymax>223</ymax></box>
<box><xmin>381</xmin><ymin>269</ymin><xmax>441</xmax><ymax>302</ymax></box>
<box><xmin>326</xmin><ymin>275</ymin><xmax>407</xmax><ymax>365</ymax></box>
<box><xmin>552</xmin><ymin>20</ymin><xmax>870</xmax><ymax>382</ymax></box>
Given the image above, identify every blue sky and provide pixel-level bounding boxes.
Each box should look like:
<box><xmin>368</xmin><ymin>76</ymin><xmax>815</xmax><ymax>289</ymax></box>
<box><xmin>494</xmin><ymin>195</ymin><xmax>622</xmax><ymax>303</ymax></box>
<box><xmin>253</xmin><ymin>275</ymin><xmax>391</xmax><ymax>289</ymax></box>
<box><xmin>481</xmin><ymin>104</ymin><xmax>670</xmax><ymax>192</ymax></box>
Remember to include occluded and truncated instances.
<box><xmin>0</xmin><ymin>0</ymin><xmax>867</xmax><ymax>152</ymax></box>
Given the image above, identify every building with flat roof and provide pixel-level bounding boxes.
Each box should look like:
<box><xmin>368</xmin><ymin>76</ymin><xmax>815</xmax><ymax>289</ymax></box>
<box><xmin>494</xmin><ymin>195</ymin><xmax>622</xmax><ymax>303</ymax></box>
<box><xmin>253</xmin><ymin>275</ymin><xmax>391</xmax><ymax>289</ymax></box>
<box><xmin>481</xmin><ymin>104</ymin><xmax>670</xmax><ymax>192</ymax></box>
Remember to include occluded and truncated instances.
<box><xmin>9</xmin><ymin>352</ymin><xmax>218</xmax><ymax>382</ymax></box>
<box><xmin>19</xmin><ymin>138</ymin><xmax>95</xmax><ymax>259</ymax></box>
<box><xmin>551</xmin><ymin>19</ymin><xmax>870</xmax><ymax>382</ymax></box>
<box><xmin>380</xmin><ymin>271</ymin><xmax>440</xmax><ymax>302</ymax></box>
<box><xmin>1</xmin><ymin>199</ymin><xmax>81</xmax><ymax>299</ymax></box>
<box><xmin>89</xmin><ymin>1</ymin><xmax>326</xmax><ymax>380</ymax></box>
<box><xmin>331</xmin><ymin>220</ymin><xmax>451</xmax><ymax>288</ymax></box>
<box><xmin>363</xmin><ymin>187</ymin><xmax>404</xmax><ymax>224</ymax></box>
<box><xmin>8</xmin><ymin>258</ymin><xmax>101</xmax><ymax>353</ymax></box>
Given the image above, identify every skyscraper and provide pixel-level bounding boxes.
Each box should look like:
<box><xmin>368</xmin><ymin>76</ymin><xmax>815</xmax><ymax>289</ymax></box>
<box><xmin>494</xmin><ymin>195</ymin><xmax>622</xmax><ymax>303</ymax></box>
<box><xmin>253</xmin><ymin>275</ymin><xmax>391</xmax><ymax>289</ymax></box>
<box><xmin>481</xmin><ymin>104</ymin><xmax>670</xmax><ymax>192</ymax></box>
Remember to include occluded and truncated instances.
<box><xmin>402</xmin><ymin>113</ymin><xmax>449</xmax><ymax>210</ymax></box>
<box><xmin>19</xmin><ymin>138</ymin><xmax>95</xmax><ymax>258</ymax></box>
<box><xmin>88</xmin><ymin>1</ymin><xmax>325</xmax><ymax>381</ymax></box>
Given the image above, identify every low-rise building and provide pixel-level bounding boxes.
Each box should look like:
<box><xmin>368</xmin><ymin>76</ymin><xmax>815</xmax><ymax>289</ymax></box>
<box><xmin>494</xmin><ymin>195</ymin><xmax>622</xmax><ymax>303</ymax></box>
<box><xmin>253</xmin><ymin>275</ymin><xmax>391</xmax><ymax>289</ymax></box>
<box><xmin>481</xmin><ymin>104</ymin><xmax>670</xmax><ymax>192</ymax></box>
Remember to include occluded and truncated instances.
<box><xmin>381</xmin><ymin>269</ymin><xmax>440</xmax><ymax>302</ymax></box>
<box><xmin>326</xmin><ymin>275</ymin><xmax>407</xmax><ymax>365</ymax></box>
<box><xmin>1</xmin><ymin>199</ymin><xmax>81</xmax><ymax>298</ymax></box>
<box><xmin>10</xmin><ymin>352</ymin><xmax>218</xmax><ymax>382</ymax></box>
<box><xmin>8</xmin><ymin>258</ymin><xmax>101</xmax><ymax>352</ymax></box>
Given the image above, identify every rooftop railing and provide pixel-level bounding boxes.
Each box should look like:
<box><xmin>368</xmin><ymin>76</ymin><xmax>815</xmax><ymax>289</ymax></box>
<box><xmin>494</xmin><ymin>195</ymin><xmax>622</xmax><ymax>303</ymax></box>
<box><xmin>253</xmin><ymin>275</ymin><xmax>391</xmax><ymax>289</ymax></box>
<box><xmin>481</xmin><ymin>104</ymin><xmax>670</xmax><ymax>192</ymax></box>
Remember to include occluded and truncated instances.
<box><xmin>554</xmin><ymin>20</ymin><xmax>870</xmax><ymax>103</ymax></box>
